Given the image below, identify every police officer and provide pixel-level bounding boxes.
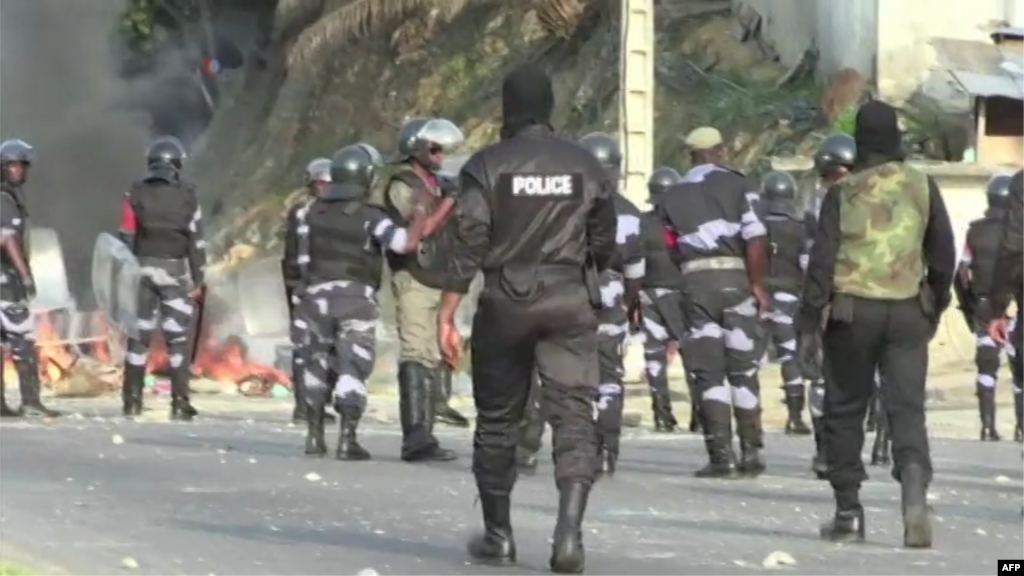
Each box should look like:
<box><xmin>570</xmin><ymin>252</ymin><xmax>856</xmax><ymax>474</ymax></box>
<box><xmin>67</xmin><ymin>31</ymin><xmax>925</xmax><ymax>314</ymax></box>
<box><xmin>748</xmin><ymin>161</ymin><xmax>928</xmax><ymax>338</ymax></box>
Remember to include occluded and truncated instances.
<box><xmin>760</xmin><ymin>171</ymin><xmax>812</xmax><ymax>435</ymax></box>
<box><xmin>0</xmin><ymin>139</ymin><xmax>60</xmax><ymax>418</ymax></box>
<box><xmin>807</xmin><ymin>133</ymin><xmax>857</xmax><ymax>227</ymax></box>
<box><xmin>640</xmin><ymin>166</ymin><xmax>688</xmax><ymax>433</ymax></box>
<box><xmin>370</xmin><ymin>117</ymin><xmax>463</xmax><ymax>462</ymax></box>
<box><xmin>578</xmin><ymin>132</ymin><xmax>645</xmax><ymax>476</ymax></box>
<box><xmin>436</xmin><ymin>63</ymin><xmax>617</xmax><ymax>573</ymax></box>
<box><xmin>290</xmin><ymin>143</ymin><xmax>430</xmax><ymax>460</ymax></box>
<box><xmin>659</xmin><ymin>126</ymin><xmax>770</xmax><ymax>479</ymax></box>
<box><xmin>119</xmin><ymin>136</ymin><xmax>208</xmax><ymax>421</ymax></box>
<box><xmin>955</xmin><ymin>174</ymin><xmax>1020</xmax><ymax>441</ymax></box>
<box><xmin>281</xmin><ymin>158</ymin><xmax>337</xmax><ymax>425</ymax></box>
<box><xmin>797</xmin><ymin>101</ymin><xmax>956</xmax><ymax>547</ymax></box>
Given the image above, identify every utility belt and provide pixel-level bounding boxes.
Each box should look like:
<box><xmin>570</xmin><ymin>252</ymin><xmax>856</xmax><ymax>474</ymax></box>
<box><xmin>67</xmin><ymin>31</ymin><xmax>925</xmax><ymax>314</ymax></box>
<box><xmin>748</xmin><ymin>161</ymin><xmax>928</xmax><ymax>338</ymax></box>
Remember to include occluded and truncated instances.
<box><xmin>828</xmin><ymin>282</ymin><xmax>933</xmax><ymax>325</ymax></box>
<box><xmin>679</xmin><ymin>256</ymin><xmax>745</xmax><ymax>276</ymax></box>
<box><xmin>484</xmin><ymin>263</ymin><xmax>587</xmax><ymax>305</ymax></box>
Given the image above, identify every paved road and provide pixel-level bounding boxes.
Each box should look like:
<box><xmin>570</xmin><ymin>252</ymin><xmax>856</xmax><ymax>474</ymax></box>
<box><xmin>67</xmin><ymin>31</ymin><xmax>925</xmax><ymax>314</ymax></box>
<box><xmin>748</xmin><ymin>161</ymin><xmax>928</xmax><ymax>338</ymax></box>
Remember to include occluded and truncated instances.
<box><xmin>1</xmin><ymin>407</ymin><xmax>1021</xmax><ymax>575</ymax></box>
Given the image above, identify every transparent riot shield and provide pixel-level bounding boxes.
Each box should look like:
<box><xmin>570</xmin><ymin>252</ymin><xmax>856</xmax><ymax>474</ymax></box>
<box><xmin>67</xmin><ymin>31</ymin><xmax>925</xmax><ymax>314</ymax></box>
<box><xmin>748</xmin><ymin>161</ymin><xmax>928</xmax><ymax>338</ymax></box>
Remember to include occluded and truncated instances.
<box><xmin>27</xmin><ymin>227</ymin><xmax>73</xmax><ymax>312</ymax></box>
<box><xmin>91</xmin><ymin>232</ymin><xmax>143</xmax><ymax>339</ymax></box>
<box><xmin>233</xmin><ymin>256</ymin><xmax>291</xmax><ymax>338</ymax></box>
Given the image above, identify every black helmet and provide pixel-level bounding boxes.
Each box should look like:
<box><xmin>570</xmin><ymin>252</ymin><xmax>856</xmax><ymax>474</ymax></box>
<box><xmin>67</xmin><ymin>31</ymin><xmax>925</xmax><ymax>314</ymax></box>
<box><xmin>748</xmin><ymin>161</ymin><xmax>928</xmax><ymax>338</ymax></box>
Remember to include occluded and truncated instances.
<box><xmin>578</xmin><ymin>132</ymin><xmax>621</xmax><ymax>173</ymax></box>
<box><xmin>0</xmin><ymin>139</ymin><xmax>33</xmax><ymax>164</ymax></box>
<box><xmin>396</xmin><ymin>117</ymin><xmax>464</xmax><ymax>172</ymax></box>
<box><xmin>814</xmin><ymin>134</ymin><xmax>856</xmax><ymax>178</ymax></box>
<box><xmin>762</xmin><ymin>171</ymin><xmax>799</xmax><ymax>216</ymax></box>
<box><xmin>146</xmin><ymin>135</ymin><xmax>187</xmax><ymax>170</ymax></box>
<box><xmin>304</xmin><ymin>157</ymin><xmax>332</xmax><ymax>186</ymax></box>
<box><xmin>325</xmin><ymin>143</ymin><xmax>382</xmax><ymax>201</ymax></box>
<box><xmin>647</xmin><ymin>166</ymin><xmax>681</xmax><ymax>196</ymax></box>
<box><xmin>986</xmin><ymin>173</ymin><xmax>1012</xmax><ymax>210</ymax></box>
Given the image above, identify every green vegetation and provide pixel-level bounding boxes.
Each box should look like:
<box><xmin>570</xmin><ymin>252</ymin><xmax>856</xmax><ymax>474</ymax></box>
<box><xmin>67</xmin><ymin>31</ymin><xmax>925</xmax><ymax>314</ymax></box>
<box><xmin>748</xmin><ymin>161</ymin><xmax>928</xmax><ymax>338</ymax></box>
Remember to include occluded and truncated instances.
<box><xmin>0</xmin><ymin>562</ymin><xmax>36</xmax><ymax>576</ymax></box>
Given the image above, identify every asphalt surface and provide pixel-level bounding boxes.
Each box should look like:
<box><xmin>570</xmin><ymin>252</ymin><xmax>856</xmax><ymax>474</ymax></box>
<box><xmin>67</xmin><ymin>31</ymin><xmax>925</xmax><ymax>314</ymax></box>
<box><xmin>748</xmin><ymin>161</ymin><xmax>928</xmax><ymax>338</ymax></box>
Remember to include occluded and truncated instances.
<box><xmin>1</xmin><ymin>405</ymin><xmax>1022</xmax><ymax>575</ymax></box>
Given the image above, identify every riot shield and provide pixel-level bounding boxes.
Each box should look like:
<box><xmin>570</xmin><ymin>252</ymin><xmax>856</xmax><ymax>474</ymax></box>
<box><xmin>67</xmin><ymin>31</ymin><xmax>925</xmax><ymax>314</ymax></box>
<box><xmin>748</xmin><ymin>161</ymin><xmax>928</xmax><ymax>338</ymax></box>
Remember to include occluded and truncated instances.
<box><xmin>438</xmin><ymin>152</ymin><xmax>472</xmax><ymax>178</ymax></box>
<box><xmin>91</xmin><ymin>233</ymin><xmax>143</xmax><ymax>339</ymax></box>
<box><xmin>27</xmin><ymin>227</ymin><xmax>73</xmax><ymax>312</ymax></box>
<box><xmin>233</xmin><ymin>255</ymin><xmax>291</xmax><ymax>338</ymax></box>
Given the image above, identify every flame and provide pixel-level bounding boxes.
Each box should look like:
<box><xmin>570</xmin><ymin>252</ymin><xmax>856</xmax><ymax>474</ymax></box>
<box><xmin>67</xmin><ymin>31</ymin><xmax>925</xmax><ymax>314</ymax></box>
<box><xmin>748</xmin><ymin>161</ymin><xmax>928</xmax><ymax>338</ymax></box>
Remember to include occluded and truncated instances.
<box><xmin>2</xmin><ymin>311</ymin><xmax>290</xmax><ymax>393</ymax></box>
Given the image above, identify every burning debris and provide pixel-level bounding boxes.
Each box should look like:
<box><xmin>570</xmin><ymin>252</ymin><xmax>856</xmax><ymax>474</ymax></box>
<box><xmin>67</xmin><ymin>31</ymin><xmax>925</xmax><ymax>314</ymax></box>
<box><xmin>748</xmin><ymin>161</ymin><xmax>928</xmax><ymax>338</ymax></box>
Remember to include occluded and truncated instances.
<box><xmin>1</xmin><ymin>309</ymin><xmax>291</xmax><ymax>398</ymax></box>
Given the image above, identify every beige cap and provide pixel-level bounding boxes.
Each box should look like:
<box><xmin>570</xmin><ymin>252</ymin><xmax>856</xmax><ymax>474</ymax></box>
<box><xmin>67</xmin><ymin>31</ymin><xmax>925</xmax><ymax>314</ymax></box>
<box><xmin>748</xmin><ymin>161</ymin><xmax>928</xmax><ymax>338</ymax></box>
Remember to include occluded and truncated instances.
<box><xmin>684</xmin><ymin>126</ymin><xmax>723</xmax><ymax>150</ymax></box>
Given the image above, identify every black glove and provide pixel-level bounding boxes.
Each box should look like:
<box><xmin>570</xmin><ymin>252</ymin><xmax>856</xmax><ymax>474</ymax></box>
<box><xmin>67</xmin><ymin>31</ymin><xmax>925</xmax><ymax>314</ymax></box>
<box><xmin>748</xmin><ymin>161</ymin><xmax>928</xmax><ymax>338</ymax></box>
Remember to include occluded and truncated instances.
<box><xmin>796</xmin><ymin>330</ymin><xmax>820</xmax><ymax>378</ymax></box>
<box><xmin>438</xmin><ymin>174</ymin><xmax>461</xmax><ymax>199</ymax></box>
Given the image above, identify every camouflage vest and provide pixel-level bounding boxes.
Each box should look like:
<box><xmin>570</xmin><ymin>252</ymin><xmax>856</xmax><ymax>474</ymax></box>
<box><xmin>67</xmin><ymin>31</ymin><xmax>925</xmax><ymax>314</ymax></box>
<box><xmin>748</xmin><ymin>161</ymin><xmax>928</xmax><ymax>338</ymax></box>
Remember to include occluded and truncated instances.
<box><xmin>833</xmin><ymin>162</ymin><xmax>929</xmax><ymax>300</ymax></box>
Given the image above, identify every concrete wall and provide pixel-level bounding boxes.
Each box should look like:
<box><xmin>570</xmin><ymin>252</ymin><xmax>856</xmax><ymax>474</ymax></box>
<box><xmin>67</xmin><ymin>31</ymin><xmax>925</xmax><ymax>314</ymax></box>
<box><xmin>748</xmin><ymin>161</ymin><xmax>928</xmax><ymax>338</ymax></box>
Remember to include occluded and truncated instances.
<box><xmin>815</xmin><ymin>0</ymin><xmax>878</xmax><ymax>79</ymax></box>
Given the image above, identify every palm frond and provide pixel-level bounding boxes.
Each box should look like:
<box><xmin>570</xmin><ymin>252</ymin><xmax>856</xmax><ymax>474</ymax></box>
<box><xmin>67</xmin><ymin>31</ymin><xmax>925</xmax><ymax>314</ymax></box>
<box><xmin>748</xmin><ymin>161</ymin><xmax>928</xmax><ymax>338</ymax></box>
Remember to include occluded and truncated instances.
<box><xmin>271</xmin><ymin>0</ymin><xmax>325</xmax><ymax>42</ymax></box>
<box><xmin>535</xmin><ymin>0</ymin><xmax>587</xmax><ymax>37</ymax></box>
<box><xmin>285</xmin><ymin>0</ymin><xmax>472</xmax><ymax>70</ymax></box>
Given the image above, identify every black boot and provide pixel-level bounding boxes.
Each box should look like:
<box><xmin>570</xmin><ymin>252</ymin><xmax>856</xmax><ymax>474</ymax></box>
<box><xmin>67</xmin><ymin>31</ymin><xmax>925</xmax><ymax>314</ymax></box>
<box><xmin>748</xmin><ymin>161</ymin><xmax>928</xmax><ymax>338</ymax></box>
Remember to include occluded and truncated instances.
<box><xmin>305</xmin><ymin>389</ymin><xmax>328</xmax><ymax>457</ymax></box>
<box><xmin>435</xmin><ymin>365</ymin><xmax>469</xmax><ymax>428</ymax></box>
<box><xmin>651</xmin><ymin>391</ymin><xmax>678</xmax><ymax>433</ymax></box>
<box><xmin>600</xmin><ymin>449</ymin><xmax>617</xmax><ymax>478</ymax></box>
<box><xmin>399</xmin><ymin>362</ymin><xmax>457</xmax><ymax>462</ymax></box>
<box><xmin>1014</xmin><ymin>389</ymin><xmax>1023</xmax><ymax>443</ymax></box>
<box><xmin>820</xmin><ymin>507</ymin><xmax>866</xmax><ymax>543</ymax></box>
<box><xmin>18</xmin><ymin>357</ymin><xmax>60</xmax><ymax>418</ymax></box>
<box><xmin>694</xmin><ymin>402</ymin><xmax>739</xmax><ymax>478</ymax></box>
<box><xmin>335</xmin><ymin>405</ymin><xmax>371</xmax><ymax>461</ymax></box>
<box><xmin>870</xmin><ymin>401</ymin><xmax>890</xmax><ymax>466</ymax></box>
<box><xmin>550</xmin><ymin>482</ymin><xmax>589</xmax><ymax>574</ymax></box>
<box><xmin>467</xmin><ymin>491</ymin><xmax>516</xmax><ymax>565</ymax></box>
<box><xmin>1</xmin><ymin>363</ymin><xmax>21</xmax><ymax>418</ymax></box>
<box><xmin>899</xmin><ymin>462</ymin><xmax>932</xmax><ymax>548</ymax></box>
<box><xmin>811</xmin><ymin>417</ymin><xmax>828</xmax><ymax>480</ymax></box>
<box><xmin>784</xmin><ymin>394</ymin><xmax>812</xmax><ymax>435</ymax></box>
<box><xmin>736</xmin><ymin>407</ymin><xmax>766</xmax><ymax>478</ymax></box>
<box><xmin>121</xmin><ymin>362</ymin><xmax>146</xmax><ymax>417</ymax></box>
<box><xmin>168</xmin><ymin>367</ymin><xmax>196</xmax><ymax>421</ymax></box>
<box><xmin>686</xmin><ymin>374</ymin><xmax>702</xmax><ymax>433</ymax></box>
<box><xmin>978</xmin><ymin>388</ymin><xmax>1001</xmax><ymax>441</ymax></box>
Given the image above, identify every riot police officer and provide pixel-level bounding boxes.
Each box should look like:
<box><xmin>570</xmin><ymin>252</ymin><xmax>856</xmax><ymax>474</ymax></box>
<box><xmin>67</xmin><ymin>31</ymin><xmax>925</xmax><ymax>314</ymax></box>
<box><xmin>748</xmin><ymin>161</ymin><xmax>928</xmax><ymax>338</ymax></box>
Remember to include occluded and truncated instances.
<box><xmin>436</xmin><ymin>63</ymin><xmax>617</xmax><ymax>573</ymax></box>
<box><xmin>281</xmin><ymin>158</ymin><xmax>336</xmax><ymax>425</ymax></box>
<box><xmin>807</xmin><ymin>133</ymin><xmax>857</xmax><ymax>227</ymax></box>
<box><xmin>0</xmin><ymin>139</ymin><xmax>60</xmax><ymax>418</ymax></box>
<box><xmin>578</xmin><ymin>132</ymin><xmax>645</xmax><ymax>476</ymax></box>
<box><xmin>119</xmin><ymin>136</ymin><xmax>207</xmax><ymax>421</ymax></box>
<box><xmin>659</xmin><ymin>126</ymin><xmax>770</xmax><ymax>479</ymax></box>
<box><xmin>369</xmin><ymin>117</ymin><xmax>464</xmax><ymax>462</ymax></box>
<box><xmin>640</xmin><ymin>167</ymin><xmax>689</xmax><ymax>433</ymax></box>
<box><xmin>955</xmin><ymin>173</ymin><xmax>1021</xmax><ymax>441</ymax></box>
<box><xmin>760</xmin><ymin>171</ymin><xmax>812</xmax><ymax>435</ymax></box>
<box><xmin>289</xmin><ymin>143</ymin><xmax>430</xmax><ymax>460</ymax></box>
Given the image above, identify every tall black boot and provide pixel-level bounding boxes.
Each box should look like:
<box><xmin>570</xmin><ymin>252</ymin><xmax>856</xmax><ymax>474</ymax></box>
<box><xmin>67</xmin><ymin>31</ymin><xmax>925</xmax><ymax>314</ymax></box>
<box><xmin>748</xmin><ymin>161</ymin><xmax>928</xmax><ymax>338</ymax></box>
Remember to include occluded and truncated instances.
<box><xmin>811</xmin><ymin>417</ymin><xmax>828</xmax><ymax>480</ymax></box>
<box><xmin>1014</xmin><ymin>389</ymin><xmax>1023</xmax><ymax>443</ymax></box>
<box><xmin>434</xmin><ymin>364</ymin><xmax>469</xmax><ymax>428</ymax></box>
<box><xmin>686</xmin><ymin>373</ymin><xmax>702</xmax><ymax>433</ymax></box>
<box><xmin>17</xmin><ymin>356</ymin><xmax>60</xmax><ymax>418</ymax></box>
<box><xmin>820</xmin><ymin>507</ymin><xmax>866</xmax><ymax>542</ymax></box>
<box><xmin>549</xmin><ymin>482</ymin><xmax>589</xmax><ymax>574</ymax></box>
<box><xmin>899</xmin><ymin>462</ymin><xmax>932</xmax><ymax>548</ymax></box>
<box><xmin>651</xmin><ymin>391</ymin><xmax>678</xmax><ymax>433</ymax></box>
<box><xmin>121</xmin><ymin>362</ymin><xmax>146</xmax><ymax>417</ymax></box>
<box><xmin>735</xmin><ymin>407</ymin><xmax>766</xmax><ymax>478</ymax></box>
<box><xmin>978</xmin><ymin>387</ymin><xmax>1001</xmax><ymax>441</ymax></box>
<box><xmin>467</xmin><ymin>491</ymin><xmax>516</xmax><ymax>565</ymax></box>
<box><xmin>784</xmin><ymin>393</ymin><xmax>812</xmax><ymax>435</ymax></box>
<box><xmin>169</xmin><ymin>366</ymin><xmax>197</xmax><ymax>422</ymax></box>
<box><xmin>694</xmin><ymin>401</ymin><xmax>739</xmax><ymax>478</ymax></box>
<box><xmin>335</xmin><ymin>404</ymin><xmax>371</xmax><ymax>461</ymax></box>
<box><xmin>305</xmin><ymin>388</ymin><xmax>328</xmax><ymax>457</ymax></box>
<box><xmin>399</xmin><ymin>362</ymin><xmax>456</xmax><ymax>462</ymax></box>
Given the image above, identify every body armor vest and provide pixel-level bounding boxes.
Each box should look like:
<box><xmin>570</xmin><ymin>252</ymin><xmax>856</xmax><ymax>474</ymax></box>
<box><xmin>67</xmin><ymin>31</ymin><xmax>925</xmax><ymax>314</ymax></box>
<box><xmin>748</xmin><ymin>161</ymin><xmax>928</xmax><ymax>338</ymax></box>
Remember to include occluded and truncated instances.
<box><xmin>0</xmin><ymin>187</ymin><xmax>29</xmax><ymax>300</ymax></box>
<box><xmin>966</xmin><ymin>214</ymin><xmax>1004</xmax><ymax>298</ymax></box>
<box><xmin>764</xmin><ymin>213</ymin><xmax>806</xmax><ymax>291</ymax></box>
<box><xmin>641</xmin><ymin>210</ymin><xmax>682</xmax><ymax>289</ymax></box>
<box><xmin>301</xmin><ymin>199</ymin><xmax>383</xmax><ymax>290</ymax></box>
<box><xmin>372</xmin><ymin>163</ymin><xmax>447</xmax><ymax>289</ymax></box>
<box><xmin>834</xmin><ymin>162</ymin><xmax>929</xmax><ymax>300</ymax></box>
<box><xmin>129</xmin><ymin>180</ymin><xmax>197</xmax><ymax>259</ymax></box>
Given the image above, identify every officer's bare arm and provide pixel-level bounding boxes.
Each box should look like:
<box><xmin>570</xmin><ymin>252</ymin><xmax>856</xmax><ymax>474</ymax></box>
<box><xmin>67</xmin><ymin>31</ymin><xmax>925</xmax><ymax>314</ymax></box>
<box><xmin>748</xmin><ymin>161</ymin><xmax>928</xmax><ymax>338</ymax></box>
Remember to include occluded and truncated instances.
<box><xmin>423</xmin><ymin>197</ymin><xmax>456</xmax><ymax>236</ymax></box>
<box><xmin>587</xmin><ymin>177</ymin><xmax>618</xmax><ymax>272</ymax></box>
<box><xmin>440</xmin><ymin>174</ymin><xmax>492</xmax><ymax>323</ymax></box>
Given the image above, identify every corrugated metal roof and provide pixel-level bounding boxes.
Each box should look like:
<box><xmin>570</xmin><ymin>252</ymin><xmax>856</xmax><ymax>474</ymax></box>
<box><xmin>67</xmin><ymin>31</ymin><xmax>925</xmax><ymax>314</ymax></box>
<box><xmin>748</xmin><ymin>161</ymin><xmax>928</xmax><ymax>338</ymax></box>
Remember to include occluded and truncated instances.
<box><xmin>932</xmin><ymin>37</ymin><xmax>1024</xmax><ymax>100</ymax></box>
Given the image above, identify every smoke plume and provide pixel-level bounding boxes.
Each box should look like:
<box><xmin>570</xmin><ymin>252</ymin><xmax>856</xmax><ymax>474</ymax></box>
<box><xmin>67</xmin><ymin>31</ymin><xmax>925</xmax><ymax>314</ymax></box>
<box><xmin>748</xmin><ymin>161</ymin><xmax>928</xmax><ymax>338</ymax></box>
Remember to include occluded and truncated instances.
<box><xmin>0</xmin><ymin>0</ymin><xmax>149</xmax><ymax>306</ymax></box>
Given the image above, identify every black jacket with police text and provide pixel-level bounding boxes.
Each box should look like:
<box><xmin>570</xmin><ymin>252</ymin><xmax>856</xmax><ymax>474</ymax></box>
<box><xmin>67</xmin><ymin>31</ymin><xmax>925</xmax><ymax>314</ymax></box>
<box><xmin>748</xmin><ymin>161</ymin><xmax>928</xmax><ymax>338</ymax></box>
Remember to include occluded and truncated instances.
<box><xmin>443</xmin><ymin>124</ymin><xmax>618</xmax><ymax>294</ymax></box>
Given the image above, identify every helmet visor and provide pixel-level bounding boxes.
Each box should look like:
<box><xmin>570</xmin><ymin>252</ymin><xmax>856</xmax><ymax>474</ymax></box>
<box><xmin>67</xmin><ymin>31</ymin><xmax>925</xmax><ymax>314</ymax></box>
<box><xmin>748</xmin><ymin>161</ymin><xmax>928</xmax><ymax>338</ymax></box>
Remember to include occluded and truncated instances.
<box><xmin>416</xmin><ymin>119</ymin><xmax>465</xmax><ymax>154</ymax></box>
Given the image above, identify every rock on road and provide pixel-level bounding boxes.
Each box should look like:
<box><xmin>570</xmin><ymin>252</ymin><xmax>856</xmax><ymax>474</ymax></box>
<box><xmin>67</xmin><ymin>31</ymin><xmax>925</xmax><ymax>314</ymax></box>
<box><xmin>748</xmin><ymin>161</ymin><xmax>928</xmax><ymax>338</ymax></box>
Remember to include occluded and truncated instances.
<box><xmin>0</xmin><ymin>407</ymin><xmax>1021</xmax><ymax>575</ymax></box>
